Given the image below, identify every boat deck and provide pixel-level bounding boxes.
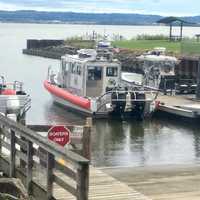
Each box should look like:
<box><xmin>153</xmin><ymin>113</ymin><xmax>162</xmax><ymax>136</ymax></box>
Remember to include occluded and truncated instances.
<box><xmin>157</xmin><ymin>94</ymin><xmax>200</xmax><ymax>118</ymax></box>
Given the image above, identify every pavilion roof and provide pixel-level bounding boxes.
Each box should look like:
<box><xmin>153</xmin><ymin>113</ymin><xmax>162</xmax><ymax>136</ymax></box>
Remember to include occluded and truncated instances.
<box><xmin>157</xmin><ymin>16</ymin><xmax>191</xmax><ymax>24</ymax></box>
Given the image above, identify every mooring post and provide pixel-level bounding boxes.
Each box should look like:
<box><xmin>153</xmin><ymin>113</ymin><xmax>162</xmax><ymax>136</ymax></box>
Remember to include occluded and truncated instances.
<box><xmin>82</xmin><ymin>118</ymin><xmax>92</xmax><ymax>160</ymax></box>
<box><xmin>76</xmin><ymin>117</ymin><xmax>91</xmax><ymax>200</ymax></box>
<box><xmin>196</xmin><ymin>58</ymin><xmax>200</xmax><ymax>99</ymax></box>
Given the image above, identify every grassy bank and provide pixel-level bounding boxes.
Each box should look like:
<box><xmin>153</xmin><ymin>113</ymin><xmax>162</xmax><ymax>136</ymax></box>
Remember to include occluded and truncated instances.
<box><xmin>112</xmin><ymin>40</ymin><xmax>181</xmax><ymax>53</ymax></box>
<box><xmin>65</xmin><ymin>39</ymin><xmax>95</xmax><ymax>48</ymax></box>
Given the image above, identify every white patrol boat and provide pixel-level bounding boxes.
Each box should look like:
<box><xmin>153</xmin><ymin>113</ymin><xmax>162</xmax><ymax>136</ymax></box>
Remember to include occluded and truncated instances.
<box><xmin>0</xmin><ymin>76</ymin><xmax>31</xmax><ymax>120</ymax></box>
<box><xmin>44</xmin><ymin>48</ymin><xmax>158</xmax><ymax>120</ymax></box>
<box><xmin>136</xmin><ymin>47</ymin><xmax>178</xmax><ymax>90</ymax></box>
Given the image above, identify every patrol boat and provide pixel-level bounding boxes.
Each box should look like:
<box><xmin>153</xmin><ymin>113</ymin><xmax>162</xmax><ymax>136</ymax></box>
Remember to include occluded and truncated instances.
<box><xmin>44</xmin><ymin>49</ymin><xmax>158</xmax><ymax>119</ymax></box>
<box><xmin>0</xmin><ymin>76</ymin><xmax>31</xmax><ymax>120</ymax></box>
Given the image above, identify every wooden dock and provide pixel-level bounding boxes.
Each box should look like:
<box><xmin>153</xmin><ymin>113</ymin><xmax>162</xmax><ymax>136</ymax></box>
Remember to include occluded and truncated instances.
<box><xmin>52</xmin><ymin>167</ymin><xmax>151</xmax><ymax>200</ymax></box>
<box><xmin>0</xmin><ymin>114</ymin><xmax>150</xmax><ymax>200</ymax></box>
<box><xmin>102</xmin><ymin>164</ymin><xmax>200</xmax><ymax>200</ymax></box>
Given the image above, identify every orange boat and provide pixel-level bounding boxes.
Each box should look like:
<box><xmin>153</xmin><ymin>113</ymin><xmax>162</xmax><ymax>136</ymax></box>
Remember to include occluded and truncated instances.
<box><xmin>44</xmin><ymin>48</ymin><xmax>158</xmax><ymax>119</ymax></box>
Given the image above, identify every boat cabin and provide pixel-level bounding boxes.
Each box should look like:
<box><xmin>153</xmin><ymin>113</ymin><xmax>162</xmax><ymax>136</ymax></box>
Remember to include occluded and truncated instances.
<box><xmin>136</xmin><ymin>54</ymin><xmax>178</xmax><ymax>89</ymax></box>
<box><xmin>58</xmin><ymin>49</ymin><xmax>121</xmax><ymax>98</ymax></box>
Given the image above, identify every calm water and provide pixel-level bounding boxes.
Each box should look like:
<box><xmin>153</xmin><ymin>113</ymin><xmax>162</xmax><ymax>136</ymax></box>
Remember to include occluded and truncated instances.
<box><xmin>1</xmin><ymin>23</ymin><xmax>200</xmax><ymax>167</ymax></box>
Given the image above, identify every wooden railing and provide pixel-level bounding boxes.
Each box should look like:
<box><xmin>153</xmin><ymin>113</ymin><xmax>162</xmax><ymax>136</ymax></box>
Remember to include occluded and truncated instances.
<box><xmin>0</xmin><ymin>114</ymin><xmax>91</xmax><ymax>200</ymax></box>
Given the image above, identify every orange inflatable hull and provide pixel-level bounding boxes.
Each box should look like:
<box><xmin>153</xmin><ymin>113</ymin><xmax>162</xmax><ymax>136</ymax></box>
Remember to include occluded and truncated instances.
<box><xmin>44</xmin><ymin>80</ymin><xmax>91</xmax><ymax>110</ymax></box>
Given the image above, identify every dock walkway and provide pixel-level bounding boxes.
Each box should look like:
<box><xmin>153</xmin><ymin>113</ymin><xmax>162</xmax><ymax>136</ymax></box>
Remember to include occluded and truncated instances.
<box><xmin>52</xmin><ymin>167</ymin><xmax>151</xmax><ymax>200</ymax></box>
<box><xmin>102</xmin><ymin>164</ymin><xmax>200</xmax><ymax>200</ymax></box>
<box><xmin>0</xmin><ymin>114</ymin><xmax>150</xmax><ymax>200</ymax></box>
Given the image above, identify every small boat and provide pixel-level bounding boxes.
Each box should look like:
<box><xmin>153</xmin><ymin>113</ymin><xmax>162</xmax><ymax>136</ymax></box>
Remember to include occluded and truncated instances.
<box><xmin>136</xmin><ymin>48</ymin><xmax>178</xmax><ymax>91</ymax></box>
<box><xmin>44</xmin><ymin>48</ymin><xmax>158</xmax><ymax>120</ymax></box>
<box><xmin>0</xmin><ymin>76</ymin><xmax>31</xmax><ymax>120</ymax></box>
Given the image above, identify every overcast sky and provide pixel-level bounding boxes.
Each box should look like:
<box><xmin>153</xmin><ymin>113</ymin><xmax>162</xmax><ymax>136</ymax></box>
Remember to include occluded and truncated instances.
<box><xmin>0</xmin><ymin>0</ymin><xmax>198</xmax><ymax>16</ymax></box>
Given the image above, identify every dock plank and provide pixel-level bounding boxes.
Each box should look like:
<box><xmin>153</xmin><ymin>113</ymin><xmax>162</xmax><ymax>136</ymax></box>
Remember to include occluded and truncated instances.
<box><xmin>53</xmin><ymin>167</ymin><xmax>151</xmax><ymax>200</ymax></box>
<box><xmin>102</xmin><ymin>164</ymin><xmax>200</xmax><ymax>200</ymax></box>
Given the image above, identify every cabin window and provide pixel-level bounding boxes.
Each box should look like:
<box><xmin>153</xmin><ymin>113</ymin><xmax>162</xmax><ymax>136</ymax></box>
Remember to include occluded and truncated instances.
<box><xmin>65</xmin><ymin>63</ymin><xmax>69</xmax><ymax>71</ymax></box>
<box><xmin>61</xmin><ymin>60</ymin><xmax>66</xmax><ymax>71</ymax></box>
<box><xmin>106</xmin><ymin>67</ymin><xmax>118</xmax><ymax>77</ymax></box>
<box><xmin>87</xmin><ymin>66</ymin><xmax>102</xmax><ymax>80</ymax></box>
<box><xmin>70</xmin><ymin>63</ymin><xmax>76</xmax><ymax>74</ymax></box>
<box><xmin>77</xmin><ymin>65</ymin><xmax>82</xmax><ymax>75</ymax></box>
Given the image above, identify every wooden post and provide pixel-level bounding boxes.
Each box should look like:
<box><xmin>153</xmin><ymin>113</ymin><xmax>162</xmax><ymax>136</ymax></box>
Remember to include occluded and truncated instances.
<box><xmin>86</xmin><ymin>118</ymin><xmax>92</xmax><ymax>127</ymax></box>
<box><xmin>9</xmin><ymin>130</ymin><xmax>16</xmax><ymax>177</ymax></box>
<box><xmin>82</xmin><ymin>126</ymin><xmax>91</xmax><ymax>160</ymax></box>
<box><xmin>77</xmin><ymin>164</ymin><xmax>89</xmax><ymax>200</ymax></box>
<box><xmin>169</xmin><ymin>23</ymin><xmax>172</xmax><ymax>41</ymax></box>
<box><xmin>82</xmin><ymin>118</ymin><xmax>92</xmax><ymax>160</ymax></box>
<box><xmin>27</xmin><ymin>141</ymin><xmax>33</xmax><ymax>195</ymax></box>
<box><xmin>180</xmin><ymin>22</ymin><xmax>183</xmax><ymax>41</ymax></box>
<box><xmin>46</xmin><ymin>152</ymin><xmax>55</xmax><ymax>200</ymax></box>
<box><xmin>196</xmin><ymin>58</ymin><xmax>200</xmax><ymax>99</ymax></box>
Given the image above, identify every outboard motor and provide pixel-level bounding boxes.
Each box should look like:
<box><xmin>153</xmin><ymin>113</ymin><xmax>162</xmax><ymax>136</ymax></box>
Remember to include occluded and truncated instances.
<box><xmin>111</xmin><ymin>90</ymin><xmax>126</xmax><ymax>114</ymax></box>
<box><xmin>6</xmin><ymin>96</ymin><xmax>20</xmax><ymax>114</ymax></box>
<box><xmin>133</xmin><ymin>92</ymin><xmax>146</xmax><ymax>120</ymax></box>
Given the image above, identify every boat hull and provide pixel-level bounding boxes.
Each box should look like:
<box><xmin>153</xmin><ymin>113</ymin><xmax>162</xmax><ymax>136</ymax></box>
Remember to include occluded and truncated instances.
<box><xmin>0</xmin><ymin>94</ymin><xmax>31</xmax><ymax>118</ymax></box>
<box><xmin>44</xmin><ymin>80</ymin><xmax>149</xmax><ymax>119</ymax></box>
<box><xmin>52</xmin><ymin>94</ymin><xmax>93</xmax><ymax>115</ymax></box>
<box><xmin>44</xmin><ymin>80</ymin><xmax>95</xmax><ymax>115</ymax></box>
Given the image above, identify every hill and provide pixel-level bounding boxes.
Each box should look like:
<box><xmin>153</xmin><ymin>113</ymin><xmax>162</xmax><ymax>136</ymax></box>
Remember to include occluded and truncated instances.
<box><xmin>0</xmin><ymin>10</ymin><xmax>198</xmax><ymax>25</ymax></box>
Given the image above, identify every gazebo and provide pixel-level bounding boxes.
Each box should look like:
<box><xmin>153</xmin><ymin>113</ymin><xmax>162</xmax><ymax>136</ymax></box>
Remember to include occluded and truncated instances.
<box><xmin>157</xmin><ymin>17</ymin><xmax>191</xmax><ymax>41</ymax></box>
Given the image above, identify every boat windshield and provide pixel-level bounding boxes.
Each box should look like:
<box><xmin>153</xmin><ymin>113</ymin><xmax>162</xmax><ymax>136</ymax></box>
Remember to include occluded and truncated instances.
<box><xmin>87</xmin><ymin>66</ymin><xmax>102</xmax><ymax>80</ymax></box>
<box><xmin>106</xmin><ymin>67</ymin><xmax>118</xmax><ymax>77</ymax></box>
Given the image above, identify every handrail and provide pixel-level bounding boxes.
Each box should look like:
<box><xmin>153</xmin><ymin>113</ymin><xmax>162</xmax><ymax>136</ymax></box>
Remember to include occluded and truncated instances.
<box><xmin>0</xmin><ymin>114</ymin><xmax>91</xmax><ymax>200</ymax></box>
<box><xmin>0</xmin><ymin>114</ymin><xmax>89</xmax><ymax>165</ymax></box>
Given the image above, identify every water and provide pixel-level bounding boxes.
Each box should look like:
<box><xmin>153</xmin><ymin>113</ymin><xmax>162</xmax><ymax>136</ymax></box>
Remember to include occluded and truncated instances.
<box><xmin>1</xmin><ymin>22</ymin><xmax>200</xmax><ymax>167</ymax></box>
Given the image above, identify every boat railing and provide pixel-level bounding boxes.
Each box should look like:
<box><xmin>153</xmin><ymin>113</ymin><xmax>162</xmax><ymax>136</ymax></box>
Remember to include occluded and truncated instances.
<box><xmin>96</xmin><ymin>89</ymin><xmax>159</xmax><ymax>112</ymax></box>
<box><xmin>20</xmin><ymin>95</ymin><xmax>31</xmax><ymax>114</ymax></box>
<box><xmin>0</xmin><ymin>81</ymin><xmax>24</xmax><ymax>92</ymax></box>
<box><xmin>97</xmin><ymin>90</ymin><xmax>158</xmax><ymax>102</ymax></box>
<box><xmin>0</xmin><ymin>76</ymin><xmax>5</xmax><ymax>86</ymax></box>
<box><xmin>13</xmin><ymin>81</ymin><xmax>23</xmax><ymax>91</ymax></box>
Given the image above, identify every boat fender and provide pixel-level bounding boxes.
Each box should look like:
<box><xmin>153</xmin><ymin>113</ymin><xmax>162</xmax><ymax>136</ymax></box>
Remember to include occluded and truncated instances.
<box><xmin>125</xmin><ymin>92</ymin><xmax>132</xmax><ymax>111</ymax></box>
<box><xmin>90</xmin><ymin>99</ymin><xmax>97</xmax><ymax>112</ymax></box>
<box><xmin>155</xmin><ymin>100</ymin><xmax>160</xmax><ymax>109</ymax></box>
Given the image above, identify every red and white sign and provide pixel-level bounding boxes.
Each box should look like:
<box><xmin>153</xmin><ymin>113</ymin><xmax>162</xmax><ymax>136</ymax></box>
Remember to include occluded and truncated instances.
<box><xmin>48</xmin><ymin>125</ymin><xmax>71</xmax><ymax>147</ymax></box>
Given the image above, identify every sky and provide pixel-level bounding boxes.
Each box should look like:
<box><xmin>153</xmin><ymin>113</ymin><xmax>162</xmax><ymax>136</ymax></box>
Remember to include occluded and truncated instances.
<box><xmin>0</xmin><ymin>0</ymin><xmax>198</xmax><ymax>16</ymax></box>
